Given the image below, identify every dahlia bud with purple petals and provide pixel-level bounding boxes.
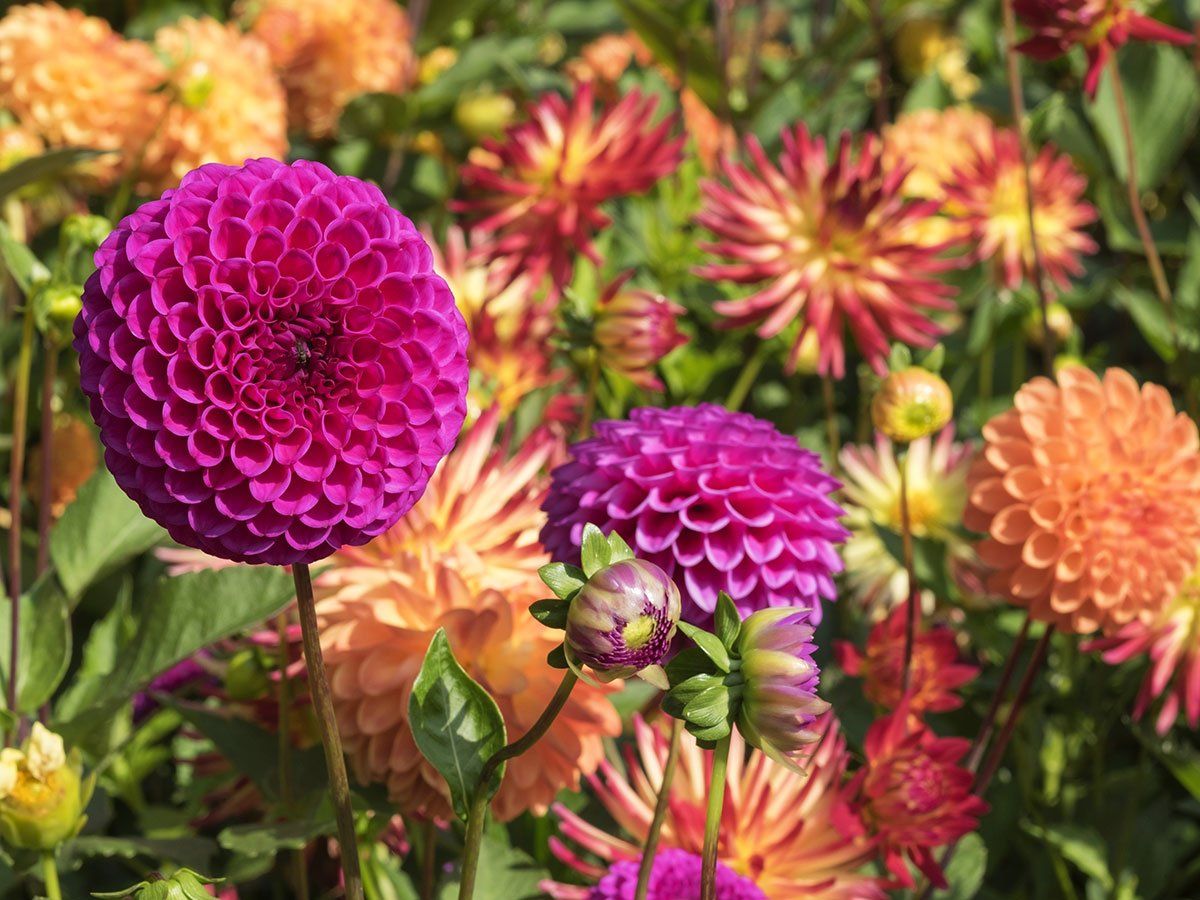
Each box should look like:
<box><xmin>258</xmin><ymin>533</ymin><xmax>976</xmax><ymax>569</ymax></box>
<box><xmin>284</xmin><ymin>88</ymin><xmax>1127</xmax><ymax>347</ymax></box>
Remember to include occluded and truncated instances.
<box><xmin>565</xmin><ymin>558</ymin><xmax>681</xmax><ymax>684</ymax></box>
<box><xmin>871</xmin><ymin>367</ymin><xmax>953</xmax><ymax>444</ymax></box>
<box><xmin>593</xmin><ymin>276</ymin><xmax>687</xmax><ymax>391</ymax></box>
<box><xmin>736</xmin><ymin>607</ymin><xmax>829</xmax><ymax>758</ymax></box>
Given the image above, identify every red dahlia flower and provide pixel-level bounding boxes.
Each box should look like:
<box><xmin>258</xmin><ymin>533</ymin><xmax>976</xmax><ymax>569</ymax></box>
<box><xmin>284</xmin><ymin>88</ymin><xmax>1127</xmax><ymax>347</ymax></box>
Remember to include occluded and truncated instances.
<box><xmin>695</xmin><ymin>126</ymin><xmax>958</xmax><ymax>378</ymax></box>
<box><xmin>457</xmin><ymin>82</ymin><xmax>683</xmax><ymax>296</ymax></box>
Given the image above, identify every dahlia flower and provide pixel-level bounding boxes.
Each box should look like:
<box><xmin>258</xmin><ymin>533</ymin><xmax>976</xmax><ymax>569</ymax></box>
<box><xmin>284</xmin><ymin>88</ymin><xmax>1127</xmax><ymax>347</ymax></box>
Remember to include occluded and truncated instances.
<box><xmin>238</xmin><ymin>0</ymin><xmax>412</xmax><ymax>138</ymax></box>
<box><xmin>836</xmin><ymin>603</ymin><xmax>979</xmax><ymax>715</ymax></box>
<box><xmin>1085</xmin><ymin>565</ymin><xmax>1200</xmax><ymax>734</ymax></box>
<box><xmin>892</xmin><ymin>19</ymin><xmax>981</xmax><ymax>100</ymax></box>
<box><xmin>565</xmin><ymin>32</ymin><xmax>654</xmax><ymax>93</ymax></box>
<box><xmin>74</xmin><ymin>158</ymin><xmax>469</xmax><ymax>565</ymax></box>
<box><xmin>545</xmin><ymin>715</ymin><xmax>883</xmax><ymax>899</ymax></box>
<box><xmin>883</xmin><ymin>107</ymin><xmax>995</xmax><ymax>204</ymax></box>
<box><xmin>695</xmin><ymin>126</ymin><xmax>958</xmax><ymax>378</ymax></box>
<box><xmin>593</xmin><ymin>275</ymin><xmax>687</xmax><ymax>390</ymax></box>
<box><xmin>29</xmin><ymin>414</ymin><xmax>98</xmax><ymax>520</ymax></box>
<box><xmin>541</xmin><ymin>404</ymin><xmax>848</xmax><ymax>625</ymax></box>
<box><xmin>318</xmin><ymin>411</ymin><xmax>621</xmax><ymax>821</ymax></box>
<box><xmin>0</xmin><ymin>724</ymin><xmax>89</xmax><ymax>852</ymax></box>
<box><xmin>849</xmin><ymin>708</ymin><xmax>986</xmax><ymax>889</ymax></box>
<box><xmin>457</xmin><ymin>82</ymin><xmax>684</xmax><ymax>295</ymax></box>
<box><xmin>141</xmin><ymin>18</ymin><xmax>288</xmax><ymax>195</ymax></box>
<box><xmin>1014</xmin><ymin>0</ymin><xmax>1194</xmax><ymax>97</ymax></box>
<box><xmin>588</xmin><ymin>849</ymin><xmax>765</xmax><ymax>900</ymax></box>
<box><xmin>943</xmin><ymin>125</ymin><xmax>1098</xmax><ymax>292</ymax></box>
<box><xmin>965</xmin><ymin>366</ymin><xmax>1200</xmax><ymax>634</ymax></box>
<box><xmin>0</xmin><ymin>3</ymin><xmax>164</xmax><ymax>186</ymax></box>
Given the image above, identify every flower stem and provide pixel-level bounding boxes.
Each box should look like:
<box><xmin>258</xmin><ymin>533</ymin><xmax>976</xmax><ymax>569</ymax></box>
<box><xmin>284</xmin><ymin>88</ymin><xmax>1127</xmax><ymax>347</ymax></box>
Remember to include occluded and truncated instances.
<box><xmin>869</xmin><ymin>0</ymin><xmax>889</xmax><ymax>128</ymax></box>
<box><xmin>34</xmin><ymin>342</ymin><xmax>58</xmax><ymax>576</ymax></box>
<box><xmin>7</xmin><ymin>303</ymin><xmax>36</xmax><ymax>720</ymax></box>
<box><xmin>821</xmin><ymin>376</ymin><xmax>840</xmax><ymax>473</ymax></box>
<box><xmin>725</xmin><ymin>342</ymin><xmax>769</xmax><ymax>412</ymax></box>
<box><xmin>459</xmin><ymin>670</ymin><xmax>579</xmax><ymax>900</ymax></box>
<box><xmin>1000</xmin><ymin>0</ymin><xmax>1055</xmax><ymax>376</ymax></box>
<box><xmin>635</xmin><ymin>718</ymin><xmax>684</xmax><ymax>900</ymax></box>
<box><xmin>40</xmin><ymin>851</ymin><xmax>62</xmax><ymax>900</ymax></box>
<box><xmin>898</xmin><ymin>450</ymin><xmax>919</xmax><ymax>698</ymax></box>
<box><xmin>965</xmin><ymin>612</ymin><xmax>1032</xmax><ymax>775</ymax></box>
<box><xmin>292</xmin><ymin>562</ymin><xmax>363</xmax><ymax>900</ymax></box>
<box><xmin>274</xmin><ymin>611</ymin><xmax>309</xmax><ymax>900</ymax></box>
<box><xmin>700</xmin><ymin>734</ymin><xmax>731</xmax><ymax>900</ymax></box>
<box><xmin>1108</xmin><ymin>56</ymin><xmax>1174</xmax><ymax>320</ymax></box>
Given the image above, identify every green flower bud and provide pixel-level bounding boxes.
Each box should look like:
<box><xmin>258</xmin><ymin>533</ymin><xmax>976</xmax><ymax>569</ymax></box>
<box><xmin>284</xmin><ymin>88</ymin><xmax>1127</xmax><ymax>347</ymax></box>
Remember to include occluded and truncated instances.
<box><xmin>455</xmin><ymin>92</ymin><xmax>516</xmax><ymax>139</ymax></box>
<box><xmin>62</xmin><ymin>214</ymin><xmax>113</xmax><ymax>250</ymax></box>
<box><xmin>92</xmin><ymin>868</ymin><xmax>225</xmax><ymax>899</ymax></box>
<box><xmin>871</xmin><ymin>366</ymin><xmax>953</xmax><ymax>444</ymax></box>
<box><xmin>0</xmin><ymin>725</ymin><xmax>90</xmax><ymax>852</ymax></box>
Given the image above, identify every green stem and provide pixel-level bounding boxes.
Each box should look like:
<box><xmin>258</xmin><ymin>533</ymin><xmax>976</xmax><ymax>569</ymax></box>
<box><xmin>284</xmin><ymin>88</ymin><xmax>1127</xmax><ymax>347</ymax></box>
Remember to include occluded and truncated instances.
<box><xmin>635</xmin><ymin>719</ymin><xmax>683</xmax><ymax>900</ymax></box>
<box><xmin>699</xmin><ymin>735</ymin><xmax>731</xmax><ymax>900</ymax></box>
<box><xmin>724</xmin><ymin>343</ymin><xmax>769</xmax><ymax>412</ymax></box>
<box><xmin>34</xmin><ymin>342</ymin><xmax>58</xmax><ymax>577</ymax></box>
<box><xmin>40</xmin><ymin>852</ymin><xmax>62</xmax><ymax>900</ymax></box>
<box><xmin>459</xmin><ymin>671</ymin><xmax>579</xmax><ymax>900</ymax></box>
<box><xmin>898</xmin><ymin>450</ymin><xmax>919</xmax><ymax>698</ymax></box>
<box><xmin>7</xmin><ymin>303</ymin><xmax>36</xmax><ymax>722</ymax></box>
<box><xmin>274</xmin><ymin>612</ymin><xmax>309</xmax><ymax>900</ymax></box>
<box><xmin>293</xmin><ymin>563</ymin><xmax>363</xmax><ymax>900</ymax></box>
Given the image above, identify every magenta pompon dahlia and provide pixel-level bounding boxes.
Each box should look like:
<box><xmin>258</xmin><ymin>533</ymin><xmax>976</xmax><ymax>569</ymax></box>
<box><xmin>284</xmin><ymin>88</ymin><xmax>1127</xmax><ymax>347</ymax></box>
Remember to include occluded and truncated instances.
<box><xmin>75</xmin><ymin>158</ymin><xmax>469</xmax><ymax>565</ymax></box>
<box><xmin>588</xmin><ymin>848</ymin><xmax>765</xmax><ymax>900</ymax></box>
<box><xmin>540</xmin><ymin>404</ymin><xmax>848</xmax><ymax>625</ymax></box>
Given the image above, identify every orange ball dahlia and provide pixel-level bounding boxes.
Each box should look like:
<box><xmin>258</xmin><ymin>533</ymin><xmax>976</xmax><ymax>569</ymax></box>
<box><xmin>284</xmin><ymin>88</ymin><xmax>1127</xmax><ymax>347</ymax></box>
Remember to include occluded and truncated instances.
<box><xmin>317</xmin><ymin>411</ymin><xmax>620</xmax><ymax>820</ymax></box>
<box><xmin>141</xmin><ymin>18</ymin><xmax>287</xmax><ymax>195</ymax></box>
<box><xmin>0</xmin><ymin>3</ymin><xmax>164</xmax><ymax>186</ymax></box>
<box><xmin>943</xmin><ymin>125</ymin><xmax>1098</xmax><ymax>292</ymax></box>
<box><xmin>965</xmin><ymin>366</ymin><xmax>1200</xmax><ymax>634</ymax></box>
<box><xmin>239</xmin><ymin>0</ymin><xmax>412</xmax><ymax>138</ymax></box>
<box><xmin>457</xmin><ymin>82</ymin><xmax>684</xmax><ymax>296</ymax></box>
<box><xmin>695</xmin><ymin>126</ymin><xmax>957</xmax><ymax>378</ymax></box>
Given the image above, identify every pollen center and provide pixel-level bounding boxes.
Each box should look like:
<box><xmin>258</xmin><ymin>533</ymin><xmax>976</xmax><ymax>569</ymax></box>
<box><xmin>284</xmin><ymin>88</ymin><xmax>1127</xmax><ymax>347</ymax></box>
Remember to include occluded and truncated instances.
<box><xmin>622</xmin><ymin>614</ymin><xmax>657</xmax><ymax>651</ymax></box>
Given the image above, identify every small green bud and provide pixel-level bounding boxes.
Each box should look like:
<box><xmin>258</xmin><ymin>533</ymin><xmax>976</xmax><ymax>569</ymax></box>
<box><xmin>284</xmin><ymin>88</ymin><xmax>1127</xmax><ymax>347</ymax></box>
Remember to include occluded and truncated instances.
<box><xmin>92</xmin><ymin>867</ymin><xmax>224</xmax><ymax>899</ymax></box>
<box><xmin>62</xmin><ymin>213</ymin><xmax>113</xmax><ymax>250</ymax></box>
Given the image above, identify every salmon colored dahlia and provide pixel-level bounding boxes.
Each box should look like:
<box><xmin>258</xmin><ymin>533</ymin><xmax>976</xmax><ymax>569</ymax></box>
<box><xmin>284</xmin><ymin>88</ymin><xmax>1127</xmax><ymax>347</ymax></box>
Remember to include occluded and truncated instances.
<box><xmin>1085</xmin><ymin>565</ymin><xmax>1200</xmax><ymax>734</ymax></box>
<box><xmin>318</xmin><ymin>412</ymin><xmax>620</xmax><ymax>821</ymax></box>
<box><xmin>238</xmin><ymin>0</ymin><xmax>412</xmax><ymax>138</ymax></box>
<box><xmin>141</xmin><ymin>18</ymin><xmax>288</xmax><ymax>195</ymax></box>
<box><xmin>695</xmin><ymin>126</ymin><xmax>957</xmax><ymax>378</ymax></box>
<box><xmin>882</xmin><ymin>107</ymin><xmax>993</xmax><ymax>204</ymax></box>
<box><xmin>0</xmin><ymin>3</ymin><xmax>164</xmax><ymax>186</ymax></box>
<box><xmin>943</xmin><ymin>125</ymin><xmax>1098</xmax><ymax>292</ymax></box>
<box><xmin>457</xmin><ymin>82</ymin><xmax>684</xmax><ymax>295</ymax></box>
<box><xmin>1014</xmin><ymin>0</ymin><xmax>1194</xmax><ymax>97</ymax></box>
<box><xmin>544</xmin><ymin>715</ymin><xmax>883</xmax><ymax>899</ymax></box>
<box><xmin>965</xmin><ymin>366</ymin><xmax>1200</xmax><ymax>634</ymax></box>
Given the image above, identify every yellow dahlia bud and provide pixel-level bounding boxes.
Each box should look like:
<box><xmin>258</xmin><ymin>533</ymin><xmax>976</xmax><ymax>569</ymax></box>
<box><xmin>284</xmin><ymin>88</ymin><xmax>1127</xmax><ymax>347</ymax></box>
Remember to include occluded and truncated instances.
<box><xmin>1023</xmin><ymin>301</ymin><xmax>1075</xmax><ymax>345</ymax></box>
<box><xmin>412</xmin><ymin>130</ymin><xmax>445</xmax><ymax>158</ymax></box>
<box><xmin>419</xmin><ymin>47</ymin><xmax>458</xmax><ymax>85</ymax></box>
<box><xmin>0</xmin><ymin>724</ymin><xmax>90</xmax><ymax>852</ymax></box>
<box><xmin>871</xmin><ymin>367</ymin><xmax>953</xmax><ymax>444</ymax></box>
<box><xmin>239</xmin><ymin>0</ymin><xmax>413</xmax><ymax>139</ymax></box>
<box><xmin>141</xmin><ymin>18</ymin><xmax>288</xmax><ymax>195</ymax></box>
<box><xmin>893</xmin><ymin>18</ymin><xmax>951</xmax><ymax>78</ymax></box>
<box><xmin>0</xmin><ymin>3</ymin><xmax>166</xmax><ymax>187</ymax></box>
<box><xmin>454</xmin><ymin>92</ymin><xmax>517</xmax><ymax>139</ymax></box>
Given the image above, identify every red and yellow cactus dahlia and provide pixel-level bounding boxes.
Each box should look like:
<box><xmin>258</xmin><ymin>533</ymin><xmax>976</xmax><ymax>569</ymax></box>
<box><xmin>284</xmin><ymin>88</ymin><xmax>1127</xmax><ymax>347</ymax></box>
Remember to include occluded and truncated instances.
<box><xmin>695</xmin><ymin>126</ymin><xmax>957</xmax><ymax>378</ymax></box>
<box><xmin>545</xmin><ymin>715</ymin><xmax>884</xmax><ymax>899</ymax></box>
<box><xmin>848</xmin><ymin>707</ymin><xmax>987</xmax><ymax>889</ymax></box>
<box><xmin>1014</xmin><ymin>0</ymin><xmax>1194</xmax><ymax>97</ymax></box>
<box><xmin>943</xmin><ymin>125</ymin><xmax>1098</xmax><ymax>292</ymax></box>
<box><xmin>457</xmin><ymin>82</ymin><xmax>684</xmax><ymax>296</ymax></box>
<box><xmin>1086</xmin><ymin>566</ymin><xmax>1200</xmax><ymax>734</ymax></box>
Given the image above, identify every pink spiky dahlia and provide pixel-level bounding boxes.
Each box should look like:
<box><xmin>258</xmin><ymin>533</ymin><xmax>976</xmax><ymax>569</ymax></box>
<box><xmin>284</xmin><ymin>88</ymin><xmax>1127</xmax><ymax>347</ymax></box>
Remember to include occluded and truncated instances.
<box><xmin>540</xmin><ymin>404</ymin><xmax>848</xmax><ymax>625</ymax></box>
<box><xmin>1014</xmin><ymin>0</ymin><xmax>1193</xmax><ymax>97</ymax></box>
<box><xmin>695</xmin><ymin>126</ymin><xmax>958</xmax><ymax>378</ymax></box>
<box><xmin>457</xmin><ymin>82</ymin><xmax>684</xmax><ymax>295</ymax></box>
<box><xmin>74</xmin><ymin>159</ymin><xmax>469</xmax><ymax>565</ymax></box>
<box><xmin>545</xmin><ymin>715</ymin><xmax>883</xmax><ymax>899</ymax></box>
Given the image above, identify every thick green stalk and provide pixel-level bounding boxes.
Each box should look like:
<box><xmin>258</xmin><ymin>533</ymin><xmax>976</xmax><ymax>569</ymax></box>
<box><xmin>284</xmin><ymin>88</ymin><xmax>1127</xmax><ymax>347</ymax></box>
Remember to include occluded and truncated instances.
<box><xmin>40</xmin><ymin>852</ymin><xmax>62</xmax><ymax>900</ymax></box>
<box><xmin>634</xmin><ymin>719</ymin><xmax>684</xmax><ymax>900</ymax></box>
<box><xmin>700</xmin><ymin>735</ymin><xmax>731</xmax><ymax>900</ymax></box>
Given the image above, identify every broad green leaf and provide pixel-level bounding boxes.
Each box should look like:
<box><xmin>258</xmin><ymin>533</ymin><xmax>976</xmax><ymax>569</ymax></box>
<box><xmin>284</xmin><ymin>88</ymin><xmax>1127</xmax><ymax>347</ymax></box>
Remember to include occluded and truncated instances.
<box><xmin>579</xmin><ymin>524</ymin><xmax>611</xmax><ymax>578</ymax></box>
<box><xmin>408</xmin><ymin>629</ymin><xmax>507</xmax><ymax>820</ymax></box>
<box><xmin>51</xmin><ymin>470</ymin><xmax>165</xmax><ymax>602</ymax></box>
<box><xmin>55</xmin><ymin>566</ymin><xmax>294</xmax><ymax>745</ymax></box>
<box><xmin>1114</xmin><ymin>284</ymin><xmax>1177</xmax><ymax>362</ymax></box>
<box><xmin>0</xmin><ymin>574</ymin><xmax>71</xmax><ymax>712</ymax></box>
<box><xmin>676</xmin><ymin>622</ymin><xmax>731</xmax><ymax>672</ymax></box>
<box><xmin>413</xmin><ymin>36</ymin><xmax>540</xmax><ymax>117</ymax></box>
<box><xmin>713</xmin><ymin>592</ymin><xmax>741</xmax><ymax>649</ymax></box>
<box><xmin>942</xmin><ymin>833</ymin><xmax>988</xmax><ymax>900</ymax></box>
<box><xmin>69</xmin><ymin>835</ymin><xmax>214</xmax><ymax>872</ymax></box>
<box><xmin>437</xmin><ymin>826</ymin><xmax>548</xmax><ymax>900</ymax></box>
<box><xmin>54</xmin><ymin>583</ymin><xmax>134</xmax><ymax>721</ymax></box>
<box><xmin>0</xmin><ymin>220</ymin><xmax>49</xmax><ymax>294</ymax></box>
<box><xmin>0</xmin><ymin>148</ymin><xmax>107</xmax><ymax>201</ymax></box>
<box><xmin>1024</xmin><ymin>822</ymin><xmax>1112</xmax><ymax>889</ymax></box>
<box><xmin>538</xmin><ymin>563</ymin><xmax>586</xmax><ymax>601</ymax></box>
<box><xmin>217</xmin><ymin>819</ymin><xmax>334</xmax><ymax>858</ymax></box>
<box><xmin>528</xmin><ymin>598</ymin><xmax>569</xmax><ymax>630</ymax></box>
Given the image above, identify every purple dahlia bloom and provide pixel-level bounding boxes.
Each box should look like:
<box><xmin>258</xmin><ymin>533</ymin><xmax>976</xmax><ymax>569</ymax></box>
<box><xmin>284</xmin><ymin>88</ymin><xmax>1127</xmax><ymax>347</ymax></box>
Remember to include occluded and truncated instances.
<box><xmin>589</xmin><ymin>849</ymin><xmax>765</xmax><ymax>900</ymax></box>
<box><xmin>541</xmin><ymin>405</ymin><xmax>847</xmax><ymax>625</ymax></box>
<box><xmin>74</xmin><ymin>158</ymin><xmax>468</xmax><ymax>565</ymax></box>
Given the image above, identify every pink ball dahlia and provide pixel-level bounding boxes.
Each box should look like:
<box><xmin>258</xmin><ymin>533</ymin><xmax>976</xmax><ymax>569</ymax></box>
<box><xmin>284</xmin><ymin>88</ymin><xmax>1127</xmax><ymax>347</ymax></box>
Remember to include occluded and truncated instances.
<box><xmin>74</xmin><ymin>158</ymin><xmax>469</xmax><ymax>565</ymax></box>
<box><xmin>589</xmin><ymin>849</ymin><xmax>764</xmax><ymax>900</ymax></box>
<box><xmin>540</xmin><ymin>404</ymin><xmax>847</xmax><ymax>625</ymax></box>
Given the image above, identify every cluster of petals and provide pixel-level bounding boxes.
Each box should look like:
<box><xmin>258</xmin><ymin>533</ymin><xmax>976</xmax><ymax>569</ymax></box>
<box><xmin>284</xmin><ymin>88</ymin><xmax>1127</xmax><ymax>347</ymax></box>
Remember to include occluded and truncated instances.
<box><xmin>545</xmin><ymin>715</ymin><xmax>883</xmax><ymax>899</ymax></box>
<box><xmin>317</xmin><ymin>411</ymin><xmax>621</xmax><ymax>821</ymax></box>
<box><xmin>457</xmin><ymin>81</ymin><xmax>684</xmax><ymax>296</ymax></box>
<box><xmin>540</xmin><ymin>404</ymin><xmax>848</xmax><ymax>626</ymax></box>
<box><xmin>588</xmin><ymin>849</ymin><xmax>764</xmax><ymax>900</ymax></box>
<box><xmin>965</xmin><ymin>366</ymin><xmax>1200</xmax><ymax>634</ymax></box>
<box><xmin>74</xmin><ymin>158</ymin><xmax>469</xmax><ymax>565</ymax></box>
<box><xmin>695</xmin><ymin>125</ymin><xmax>958</xmax><ymax>377</ymax></box>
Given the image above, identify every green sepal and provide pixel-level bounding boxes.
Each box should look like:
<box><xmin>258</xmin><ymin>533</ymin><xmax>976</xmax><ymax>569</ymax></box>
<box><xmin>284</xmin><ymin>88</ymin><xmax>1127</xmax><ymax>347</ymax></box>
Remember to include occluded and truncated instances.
<box><xmin>688</xmin><ymin>720</ymin><xmax>733</xmax><ymax>744</ymax></box>
<box><xmin>918</xmin><ymin>343</ymin><xmax>945</xmax><ymax>373</ymax></box>
<box><xmin>546</xmin><ymin>644</ymin><xmax>569</xmax><ymax>669</ymax></box>
<box><xmin>665</xmin><ymin>646</ymin><xmax>719</xmax><ymax>686</ymax></box>
<box><xmin>886</xmin><ymin>343</ymin><xmax>914</xmax><ymax>373</ymax></box>
<box><xmin>538</xmin><ymin>562</ymin><xmax>586</xmax><ymax>600</ymax></box>
<box><xmin>681</xmin><ymin>683</ymin><xmax>733</xmax><ymax>728</ymax></box>
<box><xmin>528</xmin><ymin>598</ymin><xmax>570</xmax><ymax>630</ymax></box>
<box><xmin>579</xmin><ymin>523</ymin><xmax>611</xmax><ymax>578</ymax></box>
<box><xmin>677</xmin><ymin>622</ymin><xmax>731</xmax><ymax>672</ymax></box>
<box><xmin>606</xmin><ymin>530</ymin><xmax>635</xmax><ymax>563</ymax></box>
<box><xmin>713</xmin><ymin>592</ymin><xmax>741</xmax><ymax>650</ymax></box>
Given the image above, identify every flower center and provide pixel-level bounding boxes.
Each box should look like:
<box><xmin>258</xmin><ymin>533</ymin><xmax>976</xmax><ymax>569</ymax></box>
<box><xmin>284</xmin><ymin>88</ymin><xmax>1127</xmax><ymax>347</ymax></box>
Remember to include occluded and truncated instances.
<box><xmin>622</xmin><ymin>614</ymin><xmax>657</xmax><ymax>651</ymax></box>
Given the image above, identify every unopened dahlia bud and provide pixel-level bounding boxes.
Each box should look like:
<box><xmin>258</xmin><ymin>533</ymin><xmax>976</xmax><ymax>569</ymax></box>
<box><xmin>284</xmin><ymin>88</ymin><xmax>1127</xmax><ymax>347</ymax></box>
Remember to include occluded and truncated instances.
<box><xmin>1023</xmin><ymin>301</ymin><xmax>1074</xmax><ymax>345</ymax></box>
<box><xmin>566</xmin><ymin>558</ymin><xmax>681</xmax><ymax>685</ymax></box>
<box><xmin>32</xmin><ymin>283</ymin><xmax>83</xmax><ymax>345</ymax></box>
<box><xmin>594</xmin><ymin>282</ymin><xmax>687</xmax><ymax>390</ymax></box>
<box><xmin>454</xmin><ymin>92</ymin><xmax>517</xmax><ymax>139</ymax></box>
<box><xmin>736</xmin><ymin>608</ymin><xmax>829</xmax><ymax>759</ymax></box>
<box><xmin>61</xmin><ymin>213</ymin><xmax>113</xmax><ymax>250</ymax></box>
<box><xmin>0</xmin><ymin>724</ymin><xmax>90</xmax><ymax>851</ymax></box>
<box><xmin>871</xmin><ymin>367</ymin><xmax>953</xmax><ymax>444</ymax></box>
<box><xmin>92</xmin><ymin>867</ymin><xmax>225</xmax><ymax>899</ymax></box>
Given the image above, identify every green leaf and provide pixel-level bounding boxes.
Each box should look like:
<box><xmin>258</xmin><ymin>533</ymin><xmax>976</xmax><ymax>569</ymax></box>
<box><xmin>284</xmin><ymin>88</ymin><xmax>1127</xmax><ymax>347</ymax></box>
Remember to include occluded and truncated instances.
<box><xmin>579</xmin><ymin>524</ymin><xmax>611</xmax><ymax>578</ymax></box>
<box><xmin>408</xmin><ymin>629</ymin><xmax>507</xmax><ymax>820</ymax></box>
<box><xmin>0</xmin><ymin>575</ymin><xmax>71</xmax><ymax>712</ymax></box>
<box><xmin>537</xmin><ymin>563</ymin><xmax>586</xmax><ymax>601</ymax></box>
<box><xmin>0</xmin><ymin>147</ymin><xmax>108</xmax><ymax>201</ymax></box>
<box><xmin>677</xmin><ymin>622</ymin><xmax>731</xmax><ymax>672</ymax></box>
<box><xmin>546</xmin><ymin>644</ymin><xmax>569</xmax><ymax>669</ymax></box>
<box><xmin>681</xmin><ymin>683</ymin><xmax>732</xmax><ymax>728</ymax></box>
<box><xmin>55</xmin><ymin>583</ymin><xmax>134</xmax><ymax>721</ymax></box>
<box><xmin>665</xmin><ymin>646</ymin><xmax>718</xmax><ymax>685</ymax></box>
<box><xmin>1114</xmin><ymin>284</ymin><xmax>1177</xmax><ymax>362</ymax></box>
<box><xmin>870</xmin><ymin>523</ymin><xmax>955</xmax><ymax>602</ymax></box>
<box><xmin>55</xmin><ymin>566</ymin><xmax>294</xmax><ymax>745</ymax></box>
<box><xmin>942</xmin><ymin>833</ymin><xmax>988</xmax><ymax>900</ymax></box>
<box><xmin>667</xmin><ymin>671</ymin><xmax>725</xmax><ymax>707</ymax></box>
<box><xmin>217</xmin><ymin>819</ymin><xmax>334</xmax><ymax>859</ymax></box>
<box><xmin>614</xmin><ymin>0</ymin><xmax>725</xmax><ymax>113</ymax></box>
<box><xmin>1024</xmin><ymin>823</ymin><xmax>1112</xmax><ymax>889</ymax></box>
<box><xmin>0</xmin><ymin>219</ymin><xmax>49</xmax><ymax>294</ymax></box>
<box><xmin>713</xmin><ymin>592</ymin><xmax>741</xmax><ymax>649</ymax></box>
<box><xmin>528</xmin><ymin>598</ymin><xmax>570</xmax><ymax>630</ymax></box>
<box><xmin>606</xmin><ymin>531</ymin><xmax>635</xmax><ymax>563</ymax></box>
<box><xmin>1135</xmin><ymin>725</ymin><xmax>1200</xmax><ymax>802</ymax></box>
<box><xmin>51</xmin><ymin>469</ymin><xmax>165</xmax><ymax>602</ymax></box>
<box><xmin>70</xmin><ymin>835</ymin><xmax>214</xmax><ymax>872</ymax></box>
<box><xmin>437</xmin><ymin>826</ymin><xmax>548</xmax><ymax>900</ymax></box>
<box><xmin>687</xmin><ymin>720</ymin><xmax>732</xmax><ymax>744</ymax></box>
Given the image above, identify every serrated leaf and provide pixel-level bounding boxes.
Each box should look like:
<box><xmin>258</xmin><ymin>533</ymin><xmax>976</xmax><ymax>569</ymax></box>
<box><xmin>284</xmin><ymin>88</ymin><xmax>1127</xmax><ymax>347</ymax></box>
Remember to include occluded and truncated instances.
<box><xmin>677</xmin><ymin>622</ymin><xmax>731</xmax><ymax>672</ymax></box>
<box><xmin>538</xmin><ymin>563</ymin><xmax>586</xmax><ymax>601</ymax></box>
<box><xmin>579</xmin><ymin>524</ymin><xmax>611</xmax><ymax>578</ymax></box>
<box><xmin>528</xmin><ymin>598</ymin><xmax>570</xmax><ymax>630</ymax></box>
<box><xmin>681</xmin><ymin>683</ymin><xmax>732</xmax><ymax>728</ymax></box>
<box><xmin>71</xmin><ymin>835</ymin><xmax>214</xmax><ymax>872</ymax></box>
<box><xmin>713</xmin><ymin>592</ymin><xmax>741</xmax><ymax>650</ymax></box>
<box><xmin>408</xmin><ymin>630</ymin><xmax>507</xmax><ymax>820</ymax></box>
